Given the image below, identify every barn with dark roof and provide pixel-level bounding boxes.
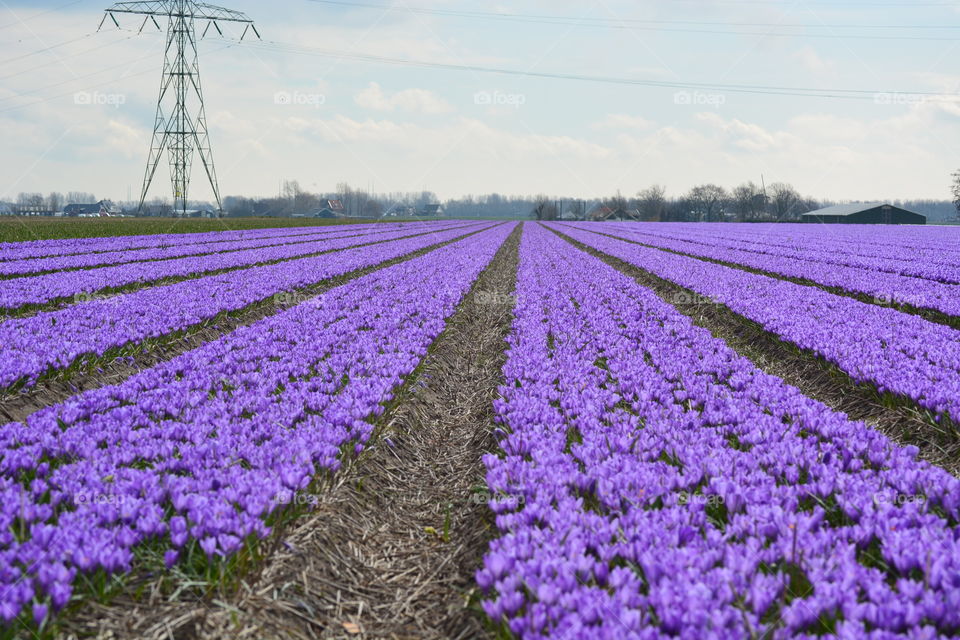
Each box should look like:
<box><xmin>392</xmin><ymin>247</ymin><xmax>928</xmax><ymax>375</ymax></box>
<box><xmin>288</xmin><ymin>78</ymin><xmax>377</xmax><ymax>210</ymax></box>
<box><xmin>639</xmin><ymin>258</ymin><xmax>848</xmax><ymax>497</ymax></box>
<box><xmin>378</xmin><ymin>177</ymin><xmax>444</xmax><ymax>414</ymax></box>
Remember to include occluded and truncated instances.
<box><xmin>801</xmin><ymin>202</ymin><xmax>926</xmax><ymax>225</ymax></box>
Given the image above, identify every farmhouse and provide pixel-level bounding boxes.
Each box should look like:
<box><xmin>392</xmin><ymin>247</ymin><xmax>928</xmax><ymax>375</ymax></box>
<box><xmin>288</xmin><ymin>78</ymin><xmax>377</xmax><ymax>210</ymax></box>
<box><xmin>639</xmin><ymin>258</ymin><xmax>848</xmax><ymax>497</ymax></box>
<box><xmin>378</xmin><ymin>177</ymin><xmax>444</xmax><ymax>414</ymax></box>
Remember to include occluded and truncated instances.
<box><xmin>610</xmin><ymin>207</ymin><xmax>641</xmax><ymax>221</ymax></box>
<box><xmin>381</xmin><ymin>204</ymin><xmax>444</xmax><ymax>218</ymax></box>
<box><xmin>802</xmin><ymin>202</ymin><xmax>926</xmax><ymax>225</ymax></box>
<box><xmin>64</xmin><ymin>200</ymin><xmax>119</xmax><ymax>217</ymax></box>
<box><xmin>300</xmin><ymin>199</ymin><xmax>348</xmax><ymax>218</ymax></box>
<box><xmin>588</xmin><ymin>205</ymin><xmax>614</xmax><ymax>221</ymax></box>
<box><xmin>383</xmin><ymin>204</ymin><xmax>417</xmax><ymax>217</ymax></box>
<box><xmin>11</xmin><ymin>204</ymin><xmax>58</xmax><ymax>216</ymax></box>
<box><xmin>587</xmin><ymin>205</ymin><xmax>641</xmax><ymax>221</ymax></box>
<box><xmin>178</xmin><ymin>209</ymin><xmax>219</xmax><ymax>218</ymax></box>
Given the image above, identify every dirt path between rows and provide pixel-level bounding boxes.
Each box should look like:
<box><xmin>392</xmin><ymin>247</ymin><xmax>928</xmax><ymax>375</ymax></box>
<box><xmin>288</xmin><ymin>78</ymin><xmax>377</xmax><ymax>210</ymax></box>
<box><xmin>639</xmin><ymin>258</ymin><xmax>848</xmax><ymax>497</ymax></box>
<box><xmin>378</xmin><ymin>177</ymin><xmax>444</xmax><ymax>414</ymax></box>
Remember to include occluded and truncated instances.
<box><xmin>550</xmin><ymin>225</ymin><xmax>960</xmax><ymax>478</ymax></box>
<box><xmin>60</xmin><ymin>224</ymin><xmax>522</xmax><ymax>640</ymax></box>
<box><xmin>1</xmin><ymin>225</ymin><xmax>491</xmax><ymax>426</ymax></box>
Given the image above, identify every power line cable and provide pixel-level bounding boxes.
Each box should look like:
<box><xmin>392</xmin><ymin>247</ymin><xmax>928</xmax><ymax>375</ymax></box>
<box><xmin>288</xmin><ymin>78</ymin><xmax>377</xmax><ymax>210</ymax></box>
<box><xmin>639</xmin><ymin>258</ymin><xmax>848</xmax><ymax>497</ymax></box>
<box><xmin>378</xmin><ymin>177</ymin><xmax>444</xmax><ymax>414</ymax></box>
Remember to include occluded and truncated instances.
<box><xmin>0</xmin><ymin>31</ymin><xmax>149</xmax><ymax>81</ymax></box>
<box><xmin>0</xmin><ymin>0</ymin><xmax>84</xmax><ymax>31</ymax></box>
<box><xmin>0</xmin><ymin>41</ymin><xmax>238</xmax><ymax>113</ymax></box>
<box><xmin>4</xmin><ymin>29</ymin><xmax>956</xmax><ymax>111</ymax></box>
<box><xmin>0</xmin><ymin>65</ymin><xmax>157</xmax><ymax>115</ymax></box>
<box><xmin>303</xmin><ymin>0</ymin><xmax>960</xmax><ymax>40</ymax></box>
<box><xmin>244</xmin><ymin>38</ymin><xmax>960</xmax><ymax>102</ymax></box>
<box><xmin>0</xmin><ymin>33</ymin><xmax>100</xmax><ymax>66</ymax></box>
<box><xmin>644</xmin><ymin>0</ymin><xmax>959</xmax><ymax>5</ymax></box>
<box><xmin>0</xmin><ymin>48</ymin><xmax>163</xmax><ymax>106</ymax></box>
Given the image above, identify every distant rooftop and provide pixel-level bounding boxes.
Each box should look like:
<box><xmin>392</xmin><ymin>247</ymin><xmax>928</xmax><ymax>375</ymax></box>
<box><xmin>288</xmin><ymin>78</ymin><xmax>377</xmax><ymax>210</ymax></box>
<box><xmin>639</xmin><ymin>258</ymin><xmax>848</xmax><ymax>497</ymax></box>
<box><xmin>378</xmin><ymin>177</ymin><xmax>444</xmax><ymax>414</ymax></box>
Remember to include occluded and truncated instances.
<box><xmin>802</xmin><ymin>202</ymin><xmax>890</xmax><ymax>217</ymax></box>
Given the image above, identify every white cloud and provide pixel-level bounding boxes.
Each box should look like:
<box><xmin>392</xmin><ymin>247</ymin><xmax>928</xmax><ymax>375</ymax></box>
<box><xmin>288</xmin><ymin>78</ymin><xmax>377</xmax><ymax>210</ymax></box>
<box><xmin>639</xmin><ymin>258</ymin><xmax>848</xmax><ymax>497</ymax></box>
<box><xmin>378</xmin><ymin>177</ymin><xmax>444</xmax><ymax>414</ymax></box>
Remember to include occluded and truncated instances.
<box><xmin>792</xmin><ymin>47</ymin><xmax>835</xmax><ymax>75</ymax></box>
<box><xmin>280</xmin><ymin>114</ymin><xmax>610</xmax><ymax>159</ymax></box>
<box><xmin>591</xmin><ymin>114</ymin><xmax>654</xmax><ymax>131</ymax></box>
<box><xmin>354</xmin><ymin>82</ymin><xmax>453</xmax><ymax>114</ymax></box>
<box><xmin>103</xmin><ymin>120</ymin><xmax>145</xmax><ymax>158</ymax></box>
<box><xmin>695</xmin><ymin>112</ymin><xmax>798</xmax><ymax>152</ymax></box>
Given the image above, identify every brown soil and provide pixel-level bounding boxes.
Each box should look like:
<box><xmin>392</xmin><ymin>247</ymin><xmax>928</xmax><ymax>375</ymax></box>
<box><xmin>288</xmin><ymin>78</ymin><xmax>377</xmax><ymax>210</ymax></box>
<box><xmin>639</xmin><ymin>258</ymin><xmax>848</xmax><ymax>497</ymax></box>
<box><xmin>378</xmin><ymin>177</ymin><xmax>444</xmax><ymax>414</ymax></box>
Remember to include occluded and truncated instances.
<box><xmin>549</xmin><ymin>224</ymin><xmax>960</xmax><ymax>477</ymax></box>
<box><xmin>56</xmin><ymin>224</ymin><xmax>522</xmax><ymax>640</ymax></box>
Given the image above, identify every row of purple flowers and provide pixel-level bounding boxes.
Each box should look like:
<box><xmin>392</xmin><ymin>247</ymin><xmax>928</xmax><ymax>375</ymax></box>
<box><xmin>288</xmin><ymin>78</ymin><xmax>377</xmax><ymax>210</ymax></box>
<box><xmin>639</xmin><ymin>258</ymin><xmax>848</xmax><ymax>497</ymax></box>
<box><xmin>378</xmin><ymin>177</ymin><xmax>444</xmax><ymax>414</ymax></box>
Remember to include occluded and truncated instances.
<box><xmin>0</xmin><ymin>224</ymin><xmax>371</xmax><ymax>262</ymax></box>
<box><xmin>607</xmin><ymin>223</ymin><xmax>960</xmax><ymax>283</ymax></box>
<box><xmin>597</xmin><ymin>223</ymin><xmax>960</xmax><ymax>319</ymax></box>
<box><xmin>556</xmin><ymin>224</ymin><xmax>960</xmax><ymax>425</ymax></box>
<box><xmin>0</xmin><ymin>222</ymin><xmax>474</xmax><ymax>310</ymax></box>
<box><xmin>0</xmin><ymin>222</ymin><xmax>462</xmax><ymax>277</ymax></box>
<box><xmin>0</xmin><ymin>223</ymin><xmax>514</xmax><ymax>627</ymax></box>
<box><xmin>0</xmin><ymin>224</ymin><xmax>488</xmax><ymax>391</ymax></box>
<box><xmin>478</xmin><ymin>224</ymin><xmax>960</xmax><ymax>639</ymax></box>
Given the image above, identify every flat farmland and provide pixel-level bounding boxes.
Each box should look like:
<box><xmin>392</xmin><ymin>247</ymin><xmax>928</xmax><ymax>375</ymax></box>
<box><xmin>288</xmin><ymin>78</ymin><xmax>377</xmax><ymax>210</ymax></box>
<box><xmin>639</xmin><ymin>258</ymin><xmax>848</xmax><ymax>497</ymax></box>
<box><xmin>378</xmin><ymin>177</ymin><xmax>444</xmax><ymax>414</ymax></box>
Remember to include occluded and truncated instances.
<box><xmin>1</xmin><ymin>220</ymin><xmax>959</xmax><ymax>640</ymax></box>
<box><xmin>0</xmin><ymin>217</ymin><xmax>397</xmax><ymax>244</ymax></box>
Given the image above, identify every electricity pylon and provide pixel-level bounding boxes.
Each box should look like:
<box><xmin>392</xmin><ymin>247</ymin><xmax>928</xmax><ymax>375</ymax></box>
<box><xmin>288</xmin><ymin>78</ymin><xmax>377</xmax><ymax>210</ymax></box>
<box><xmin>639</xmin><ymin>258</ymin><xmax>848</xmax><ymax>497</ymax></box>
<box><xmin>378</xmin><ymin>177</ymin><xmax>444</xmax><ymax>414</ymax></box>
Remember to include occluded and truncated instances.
<box><xmin>100</xmin><ymin>1</ymin><xmax>260</xmax><ymax>215</ymax></box>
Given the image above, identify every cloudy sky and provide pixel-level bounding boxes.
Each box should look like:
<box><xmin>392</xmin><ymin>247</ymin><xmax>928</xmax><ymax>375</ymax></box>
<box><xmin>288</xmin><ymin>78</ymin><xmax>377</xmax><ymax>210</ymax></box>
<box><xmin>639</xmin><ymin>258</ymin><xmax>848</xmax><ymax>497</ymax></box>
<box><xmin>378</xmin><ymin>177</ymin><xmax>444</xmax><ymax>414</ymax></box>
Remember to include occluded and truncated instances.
<box><xmin>2</xmin><ymin>0</ymin><xmax>960</xmax><ymax>204</ymax></box>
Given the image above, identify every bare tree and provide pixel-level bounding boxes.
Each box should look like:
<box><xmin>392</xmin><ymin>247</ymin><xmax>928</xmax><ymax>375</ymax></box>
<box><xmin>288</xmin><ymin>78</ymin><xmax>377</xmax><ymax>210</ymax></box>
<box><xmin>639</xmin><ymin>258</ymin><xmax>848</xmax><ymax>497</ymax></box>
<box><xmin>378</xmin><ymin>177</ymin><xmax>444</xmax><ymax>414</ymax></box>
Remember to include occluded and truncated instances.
<box><xmin>145</xmin><ymin>196</ymin><xmax>172</xmax><ymax>217</ymax></box>
<box><xmin>951</xmin><ymin>171</ymin><xmax>960</xmax><ymax>221</ymax></box>
<box><xmin>416</xmin><ymin>191</ymin><xmax>439</xmax><ymax>209</ymax></box>
<box><xmin>295</xmin><ymin>190</ymin><xmax>320</xmax><ymax>215</ymax></box>
<box><xmin>637</xmin><ymin>185</ymin><xmax>666</xmax><ymax>221</ymax></box>
<box><xmin>769</xmin><ymin>182</ymin><xmax>802</xmax><ymax>221</ymax></box>
<box><xmin>363</xmin><ymin>198</ymin><xmax>383</xmax><ymax>218</ymax></box>
<box><xmin>606</xmin><ymin>191</ymin><xmax>629</xmax><ymax>220</ymax></box>
<box><xmin>46</xmin><ymin>192</ymin><xmax>64</xmax><ymax>213</ymax></box>
<box><xmin>281</xmin><ymin>179</ymin><xmax>299</xmax><ymax>200</ymax></box>
<box><xmin>355</xmin><ymin>189</ymin><xmax>370</xmax><ymax>218</ymax></box>
<box><xmin>65</xmin><ymin>192</ymin><xmax>97</xmax><ymax>205</ymax></box>
<box><xmin>732</xmin><ymin>182</ymin><xmax>766</xmax><ymax>222</ymax></box>
<box><xmin>530</xmin><ymin>195</ymin><xmax>558</xmax><ymax>221</ymax></box>
<box><xmin>336</xmin><ymin>182</ymin><xmax>354</xmax><ymax>217</ymax></box>
<box><xmin>16</xmin><ymin>193</ymin><xmax>45</xmax><ymax>207</ymax></box>
<box><xmin>566</xmin><ymin>201</ymin><xmax>586</xmax><ymax>221</ymax></box>
<box><xmin>686</xmin><ymin>184</ymin><xmax>728</xmax><ymax>222</ymax></box>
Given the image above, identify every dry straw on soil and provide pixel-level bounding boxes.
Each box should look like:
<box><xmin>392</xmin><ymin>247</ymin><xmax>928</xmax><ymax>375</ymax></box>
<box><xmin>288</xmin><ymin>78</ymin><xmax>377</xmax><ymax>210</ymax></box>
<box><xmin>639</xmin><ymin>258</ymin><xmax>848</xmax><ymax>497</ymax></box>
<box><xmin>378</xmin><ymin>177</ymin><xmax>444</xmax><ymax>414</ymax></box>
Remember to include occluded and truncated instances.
<box><xmin>57</xmin><ymin>225</ymin><xmax>521</xmax><ymax>640</ymax></box>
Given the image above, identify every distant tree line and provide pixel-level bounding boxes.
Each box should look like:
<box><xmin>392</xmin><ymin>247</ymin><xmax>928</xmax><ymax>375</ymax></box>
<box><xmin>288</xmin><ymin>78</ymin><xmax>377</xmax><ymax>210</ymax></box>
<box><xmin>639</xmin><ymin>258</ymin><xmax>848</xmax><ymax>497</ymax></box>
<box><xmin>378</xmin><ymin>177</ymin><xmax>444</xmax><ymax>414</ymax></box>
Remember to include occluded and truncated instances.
<box><xmin>8</xmin><ymin>179</ymin><xmax>959</xmax><ymax>221</ymax></box>
<box><xmin>223</xmin><ymin>181</ymin><xmax>439</xmax><ymax>219</ymax></box>
<box><xmin>8</xmin><ymin>192</ymin><xmax>97</xmax><ymax>212</ymax></box>
<box><xmin>510</xmin><ymin>184</ymin><xmax>959</xmax><ymax>223</ymax></box>
<box><xmin>522</xmin><ymin>183</ymin><xmax>818</xmax><ymax>222</ymax></box>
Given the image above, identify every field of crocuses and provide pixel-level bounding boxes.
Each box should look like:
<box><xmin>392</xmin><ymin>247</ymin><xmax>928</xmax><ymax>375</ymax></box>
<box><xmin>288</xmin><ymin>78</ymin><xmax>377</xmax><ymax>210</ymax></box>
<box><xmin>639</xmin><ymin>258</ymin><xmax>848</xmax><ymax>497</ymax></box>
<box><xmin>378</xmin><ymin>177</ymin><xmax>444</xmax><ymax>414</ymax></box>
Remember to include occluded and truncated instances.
<box><xmin>592</xmin><ymin>222</ymin><xmax>960</xmax><ymax>318</ymax></box>
<box><xmin>479</xmin><ymin>223</ymin><xmax>960</xmax><ymax>639</ymax></box>
<box><xmin>0</xmin><ymin>222</ymin><xmax>480</xmax><ymax>389</ymax></box>
<box><xmin>556</xmin><ymin>223</ymin><xmax>960</xmax><ymax>423</ymax></box>
<box><xmin>0</xmin><ymin>221</ymin><xmax>510</xmax><ymax>629</ymax></box>
<box><xmin>1</xmin><ymin>220</ymin><xmax>959</xmax><ymax>638</ymax></box>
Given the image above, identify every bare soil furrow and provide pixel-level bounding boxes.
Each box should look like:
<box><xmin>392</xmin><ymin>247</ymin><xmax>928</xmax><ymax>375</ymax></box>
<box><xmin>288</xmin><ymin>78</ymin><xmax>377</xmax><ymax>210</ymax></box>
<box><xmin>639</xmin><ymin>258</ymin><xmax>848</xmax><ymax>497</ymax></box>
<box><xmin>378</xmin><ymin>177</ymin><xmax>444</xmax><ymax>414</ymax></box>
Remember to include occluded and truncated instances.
<box><xmin>56</xmin><ymin>224</ymin><xmax>521</xmax><ymax>640</ymax></box>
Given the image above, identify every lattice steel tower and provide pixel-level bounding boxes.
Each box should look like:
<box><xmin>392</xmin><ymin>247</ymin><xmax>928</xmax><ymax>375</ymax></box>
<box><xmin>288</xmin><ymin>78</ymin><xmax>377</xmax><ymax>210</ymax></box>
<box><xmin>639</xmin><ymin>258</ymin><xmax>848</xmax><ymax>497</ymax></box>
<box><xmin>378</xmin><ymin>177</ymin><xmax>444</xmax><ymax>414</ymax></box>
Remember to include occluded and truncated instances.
<box><xmin>100</xmin><ymin>2</ymin><xmax>259</xmax><ymax>215</ymax></box>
